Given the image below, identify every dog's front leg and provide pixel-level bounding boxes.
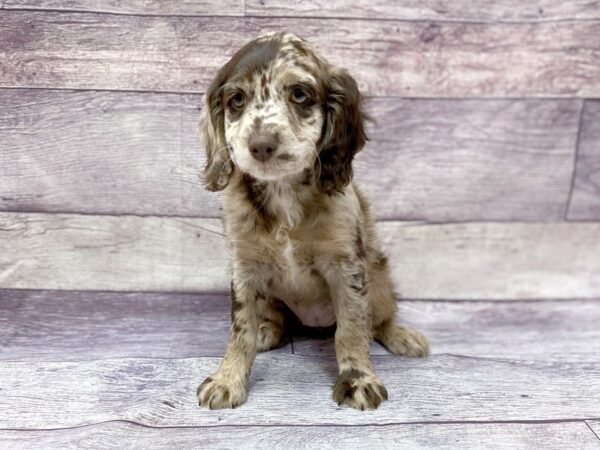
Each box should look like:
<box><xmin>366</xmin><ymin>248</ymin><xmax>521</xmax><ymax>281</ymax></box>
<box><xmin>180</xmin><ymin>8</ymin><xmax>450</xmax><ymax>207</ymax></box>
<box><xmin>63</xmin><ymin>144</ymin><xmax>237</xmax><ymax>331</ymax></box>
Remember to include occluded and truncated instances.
<box><xmin>321</xmin><ymin>258</ymin><xmax>388</xmax><ymax>410</ymax></box>
<box><xmin>197</xmin><ymin>279</ymin><xmax>261</xmax><ymax>409</ymax></box>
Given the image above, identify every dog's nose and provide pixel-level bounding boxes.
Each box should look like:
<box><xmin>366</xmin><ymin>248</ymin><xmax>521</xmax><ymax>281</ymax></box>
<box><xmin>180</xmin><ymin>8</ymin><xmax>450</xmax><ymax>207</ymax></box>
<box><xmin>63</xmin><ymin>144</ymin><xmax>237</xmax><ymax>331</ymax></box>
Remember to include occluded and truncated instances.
<box><xmin>248</xmin><ymin>132</ymin><xmax>278</xmax><ymax>162</ymax></box>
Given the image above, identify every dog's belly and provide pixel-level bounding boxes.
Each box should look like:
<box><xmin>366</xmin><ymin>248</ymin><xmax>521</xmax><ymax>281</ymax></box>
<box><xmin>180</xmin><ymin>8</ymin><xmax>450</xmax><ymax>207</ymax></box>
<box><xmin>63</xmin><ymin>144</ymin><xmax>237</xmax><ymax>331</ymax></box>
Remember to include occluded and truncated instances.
<box><xmin>283</xmin><ymin>297</ymin><xmax>336</xmax><ymax>328</ymax></box>
<box><xmin>269</xmin><ymin>243</ymin><xmax>336</xmax><ymax>328</ymax></box>
<box><xmin>274</xmin><ymin>276</ymin><xmax>336</xmax><ymax>327</ymax></box>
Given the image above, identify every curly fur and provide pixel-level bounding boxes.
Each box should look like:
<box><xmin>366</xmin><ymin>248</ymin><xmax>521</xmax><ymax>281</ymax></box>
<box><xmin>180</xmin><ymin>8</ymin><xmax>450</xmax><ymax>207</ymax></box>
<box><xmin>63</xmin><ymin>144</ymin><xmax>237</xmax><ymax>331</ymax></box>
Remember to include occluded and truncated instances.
<box><xmin>197</xmin><ymin>32</ymin><xmax>429</xmax><ymax>411</ymax></box>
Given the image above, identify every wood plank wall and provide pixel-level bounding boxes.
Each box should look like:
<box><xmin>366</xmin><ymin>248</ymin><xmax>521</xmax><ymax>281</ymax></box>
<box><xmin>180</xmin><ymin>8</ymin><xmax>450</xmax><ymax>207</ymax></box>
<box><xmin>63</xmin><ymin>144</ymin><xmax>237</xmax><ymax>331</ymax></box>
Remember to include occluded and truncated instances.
<box><xmin>1</xmin><ymin>1</ymin><xmax>599</xmax><ymax>298</ymax></box>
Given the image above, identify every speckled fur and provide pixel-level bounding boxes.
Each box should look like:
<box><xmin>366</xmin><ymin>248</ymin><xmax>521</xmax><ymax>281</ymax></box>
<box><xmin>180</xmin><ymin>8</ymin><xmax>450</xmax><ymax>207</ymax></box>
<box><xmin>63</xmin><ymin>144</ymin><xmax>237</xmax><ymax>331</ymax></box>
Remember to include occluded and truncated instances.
<box><xmin>197</xmin><ymin>32</ymin><xmax>429</xmax><ymax>411</ymax></box>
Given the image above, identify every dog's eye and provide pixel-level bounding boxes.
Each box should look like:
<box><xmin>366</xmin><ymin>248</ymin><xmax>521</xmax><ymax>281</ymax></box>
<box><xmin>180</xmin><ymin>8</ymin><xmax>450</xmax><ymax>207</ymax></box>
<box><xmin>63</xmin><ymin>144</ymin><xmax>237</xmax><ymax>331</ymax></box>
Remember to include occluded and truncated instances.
<box><xmin>229</xmin><ymin>92</ymin><xmax>246</xmax><ymax>109</ymax></box>
<box><xmin>290</xmin><ymin>87</ymin><xmax>308</xmax><ymax>104</ymax></box>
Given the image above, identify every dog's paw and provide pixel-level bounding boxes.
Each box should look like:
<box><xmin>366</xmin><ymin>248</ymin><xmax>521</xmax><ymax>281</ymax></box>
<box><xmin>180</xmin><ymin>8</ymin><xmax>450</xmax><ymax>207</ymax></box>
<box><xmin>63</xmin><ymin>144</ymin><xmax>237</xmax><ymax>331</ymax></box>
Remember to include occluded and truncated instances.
<box><xmin>333</xmin><ymin>369</ymin><xmax>388</xmax><ymax>411</ymax></box>
<box><xmin>376</xmin><ymin>324</ymin><xmax>430</xmax><ymax>357</ymax></box>
<box><xmin>256</xmin><ymin>320</ymin><xmax>283</xmax><ymax>352</ymax></box>
<box><xmin>197</xmin><ymin>375</ymin><xmax>247</xmax><ymax>409</ymax></box>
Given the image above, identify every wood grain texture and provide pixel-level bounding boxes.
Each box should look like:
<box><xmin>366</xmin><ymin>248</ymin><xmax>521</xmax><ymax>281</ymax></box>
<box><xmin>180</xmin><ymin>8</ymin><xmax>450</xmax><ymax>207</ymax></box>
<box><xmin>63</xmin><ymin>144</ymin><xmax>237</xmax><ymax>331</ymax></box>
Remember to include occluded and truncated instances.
<box><xmin>246</xmin><ymin>0</ymin><xmax>600</xmax><ymax>22</ymax></box>
<box><xmin>356</xmin><ymin>98</ymin><xmax>580</xmax><ymax>221</ymax></box>
<box><xmin>0</xmin><ymin>90</ymin><xmax>580</xmax><ymax>221</ymax></box>
<box><xmin>0</xmin><ymin>290</ymin><xmax>291</xmax><ymax>360</ymax></box>
<box><xmin>0</xmin><ymin>213</ymin><xmax>230</xmax><ymax>291</ymax></box>
<box><xmin>293</xmin><ymin>299</ymin><xmax>600</xmax><ymax>361</ymax></box>
<box><xmin>2</xmin><ymin>421</ymin><xmax>599</xmax><ymax>450</ymax></box>
<box><xmin>2</xmin><ymin>354</ymin><xmax>600</xmax><ymax>428</ymax></box>
<box><xmin>377</xmin><ymin>221</ymin><xmax>600</xmax><ymax>300</ymax></box>
<box><xmin>568</xmin><ymin>101</ymin><xmax>600</xmax><ymax>220</ymax></box>
<box><xmin>1</xmin><ymin>11</ymin><xmax>600</xmax><ymax>96</ymax></box>
<box><xmin>4</xmin><ymin>290</ymin><xmax>598</xmax><ymax>362</ymax></box>
<box><xmin>3</xmin><ymin>0</ymin><xmax>245</xmax><ymax>16</ymax></box>
<box><xmin>0</xmin><ymin>89</ymin><xmax>220</xmax><ymax>217</ymax></box>
<box><xmin>586</xmin><ymin>421</ymin><xmax>600</xmax><ymax>441</ymax></box>
<box><xmin>2</xmin><ymin>213</ymin><xmax>600</xmax><ymax>299</ymax></box>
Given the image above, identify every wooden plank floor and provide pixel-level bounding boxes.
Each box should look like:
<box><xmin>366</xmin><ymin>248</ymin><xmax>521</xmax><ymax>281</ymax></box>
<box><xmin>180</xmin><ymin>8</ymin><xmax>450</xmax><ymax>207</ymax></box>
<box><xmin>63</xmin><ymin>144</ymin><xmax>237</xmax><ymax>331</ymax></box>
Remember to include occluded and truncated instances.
<box><xmin>1</xmin><ymin>290</ymin><xmax>599</xmax><ymax>448</ymax></box>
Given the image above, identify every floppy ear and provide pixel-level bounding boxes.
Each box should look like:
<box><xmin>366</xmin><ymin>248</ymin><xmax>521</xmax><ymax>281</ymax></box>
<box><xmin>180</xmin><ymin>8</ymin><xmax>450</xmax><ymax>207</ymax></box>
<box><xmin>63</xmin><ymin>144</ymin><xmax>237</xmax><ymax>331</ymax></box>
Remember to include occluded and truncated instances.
<box><xmin>199</xmin><ymin>71</ymin><xmax>234</xmax><ymax>192</ymax></box>
<box><xmin>317</xmin><ymin>68</ymin><xmax>367</xmax><ymax>195</ymax></box>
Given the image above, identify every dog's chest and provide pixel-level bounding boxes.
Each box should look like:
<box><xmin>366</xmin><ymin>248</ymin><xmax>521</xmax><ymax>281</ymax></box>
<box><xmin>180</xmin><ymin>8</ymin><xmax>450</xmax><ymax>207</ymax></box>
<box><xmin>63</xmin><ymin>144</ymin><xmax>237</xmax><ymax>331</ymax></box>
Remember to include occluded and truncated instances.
<box><xmin>268</xmin><ymin>234</ymin><xmax>336</xmax><ymax>328</ymax></box>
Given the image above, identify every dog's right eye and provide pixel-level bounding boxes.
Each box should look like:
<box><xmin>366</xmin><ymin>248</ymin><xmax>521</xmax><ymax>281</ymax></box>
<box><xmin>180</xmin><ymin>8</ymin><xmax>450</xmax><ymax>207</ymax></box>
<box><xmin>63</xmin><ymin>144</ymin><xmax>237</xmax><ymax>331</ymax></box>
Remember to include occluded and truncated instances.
<box><xmin>229</xmin><ymin>92</ymin><xmax>246</xmax><ymax>109</ymax></box>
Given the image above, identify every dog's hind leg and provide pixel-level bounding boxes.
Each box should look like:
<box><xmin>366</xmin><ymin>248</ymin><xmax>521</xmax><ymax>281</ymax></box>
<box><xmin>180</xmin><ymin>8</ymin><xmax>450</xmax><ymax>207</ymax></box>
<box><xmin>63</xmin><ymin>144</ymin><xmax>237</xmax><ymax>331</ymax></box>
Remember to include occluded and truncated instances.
<box><xmin>256</xmin><ymin>297</ymin><xmax>287</xmax><ymax>352</ymax></box>
<box><xmin>369</xmin><ymin>251</ymin><xmax>430</xmax><ymax>357</ymax></box>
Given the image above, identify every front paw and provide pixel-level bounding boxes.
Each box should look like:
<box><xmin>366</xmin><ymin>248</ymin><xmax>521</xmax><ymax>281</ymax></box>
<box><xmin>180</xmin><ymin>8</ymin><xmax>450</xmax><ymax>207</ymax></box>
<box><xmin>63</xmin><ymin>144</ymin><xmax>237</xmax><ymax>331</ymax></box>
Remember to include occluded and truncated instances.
<box><xmin>333</xmin><ymin>369</ymin><xmax>388</xmax><ymax>410</ymax></box>
<box><xmin>197</xmin><ymin>375</ymin><xmax>247</xmax><ymax>409</ymax></box>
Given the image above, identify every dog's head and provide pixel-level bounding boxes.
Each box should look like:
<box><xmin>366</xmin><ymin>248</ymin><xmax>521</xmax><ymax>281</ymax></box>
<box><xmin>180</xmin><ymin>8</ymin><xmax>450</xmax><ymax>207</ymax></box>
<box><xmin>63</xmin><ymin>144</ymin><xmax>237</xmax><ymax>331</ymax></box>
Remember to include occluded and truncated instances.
<box><xmin>199</xmin><ymin>32</ymin><xmax>367</xmax><ymax>195</ymax></box>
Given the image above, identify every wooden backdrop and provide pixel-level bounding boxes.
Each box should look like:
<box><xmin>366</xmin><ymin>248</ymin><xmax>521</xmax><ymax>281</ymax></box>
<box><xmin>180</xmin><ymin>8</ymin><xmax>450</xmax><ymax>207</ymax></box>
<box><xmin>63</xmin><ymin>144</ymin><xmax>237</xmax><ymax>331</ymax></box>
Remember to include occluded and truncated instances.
<box><xmin>1</xmin><ymin>0</ymin><xmax>600</xmax><ymax>298</ymax></box>
<box><xmin>2</xmin><ymin>2</ymin><xmax>600</xmax><ymax>446</ymax></box>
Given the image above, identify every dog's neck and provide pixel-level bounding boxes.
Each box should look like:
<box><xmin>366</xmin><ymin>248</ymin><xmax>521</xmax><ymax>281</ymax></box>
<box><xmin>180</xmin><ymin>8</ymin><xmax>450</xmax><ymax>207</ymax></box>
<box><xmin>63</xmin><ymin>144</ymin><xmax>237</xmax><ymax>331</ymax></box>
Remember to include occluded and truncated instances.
<box><xmin>240</xmin><ymin>169</ymin><xmax>314</xmax><ymax>231</ymax></box>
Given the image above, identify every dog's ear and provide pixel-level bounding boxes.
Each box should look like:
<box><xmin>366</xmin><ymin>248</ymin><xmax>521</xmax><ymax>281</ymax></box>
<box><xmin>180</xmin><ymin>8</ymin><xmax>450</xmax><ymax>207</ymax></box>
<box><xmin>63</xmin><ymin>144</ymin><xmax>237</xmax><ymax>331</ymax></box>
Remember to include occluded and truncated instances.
<box><xmin>317</xmin><ymin>68</ymin><xmax>367</xmax><ymax>195</ymax></box>
<box><xmin>199</xmin><ymin>70</ymin><xmax>234</xmax><ymax>192</ymax></box>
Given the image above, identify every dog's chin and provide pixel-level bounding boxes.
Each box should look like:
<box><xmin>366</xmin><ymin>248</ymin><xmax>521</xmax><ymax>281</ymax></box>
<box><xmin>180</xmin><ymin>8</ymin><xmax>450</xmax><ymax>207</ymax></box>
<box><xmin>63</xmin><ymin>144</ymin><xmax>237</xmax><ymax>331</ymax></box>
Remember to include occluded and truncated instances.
<box><xmin>241</xmin><ymin>160</ymin><xmax>305</xmax><ymax>182</ymax></box>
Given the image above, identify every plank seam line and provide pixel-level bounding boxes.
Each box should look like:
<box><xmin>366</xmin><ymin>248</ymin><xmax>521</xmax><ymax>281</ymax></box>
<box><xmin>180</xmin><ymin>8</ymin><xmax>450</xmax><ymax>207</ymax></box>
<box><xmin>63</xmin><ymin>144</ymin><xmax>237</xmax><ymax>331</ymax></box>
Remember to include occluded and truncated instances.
<box><xmin>565</xmin><ymin>99</ymin><xmax>586</xmax><ymax>220</ymax></box>
<box><xmin>585</xmin><ymin>421</ymin><xmax>600</xmax><ymax>442</ymax></box>
<box><xmin>0</xmin><ymin>86</ymin><xmax>593</xmax><ymax>101</ymax></box>
<box><xmin>2</xmin><ymin>418</ymin><xmax>600</xmax><ymax>433</ymax></box>
<box><xmin>0</xmin><ymin>288</ymin><xmax>598</xmax><ymax>303</ymax></box>
<box><xmin>2</xmin><ymin>6</ymin><xmax>600</xmax><ymax>24</ymax></box>
<box><xmin>0</xmin><ymin>7</ymin><xmax>244</xmax><ymax>18</ymax></box>
<box><xmin>4</xmin><ymin>208</ymin><xmax>597</xmax><ymax>224</ymax></box>
<box><xmin>1</xmin><ymin>353</ymin><xmax>596</xmax><ymax>364</ymax></box>
<box><xmin>315</xmin><ymin>352</ymin><xmax>600</xmax><ymax>366</ymax></box>
<box><xmin>1</xmin><ymin>210</ymin><xmax>598</xmax><ymax>226</ymax></box>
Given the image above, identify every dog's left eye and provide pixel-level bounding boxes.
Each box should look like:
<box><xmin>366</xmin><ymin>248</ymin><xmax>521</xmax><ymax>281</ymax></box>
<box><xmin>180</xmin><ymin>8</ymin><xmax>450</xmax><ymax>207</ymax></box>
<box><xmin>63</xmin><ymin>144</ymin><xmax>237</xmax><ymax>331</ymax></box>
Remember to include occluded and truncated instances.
<box><xmin>229</xmin><ymin>92</ymin><xmax>246</xmax><ymax>109</ymax></box>
<box><xmin>290</xmin><ymin>87</ymin><xmax>308</xmax><ymax>104</ymax></box>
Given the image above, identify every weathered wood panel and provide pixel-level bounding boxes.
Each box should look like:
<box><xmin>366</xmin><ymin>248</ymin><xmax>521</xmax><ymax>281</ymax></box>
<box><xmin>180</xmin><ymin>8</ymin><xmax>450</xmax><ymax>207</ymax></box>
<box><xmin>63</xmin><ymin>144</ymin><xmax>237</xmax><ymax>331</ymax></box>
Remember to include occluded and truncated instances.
<box><xmin>247</xmin><ymin>0</ymin><xmax>600</xmax><ymax>22</ymax></box>
<box><xmin>0</xmin><ymin>290</ymin><xmax>291</xmax><ymax>360</ymax></box>
<box><xmin>2</xmin><ymin>214</ymin><xmax>600</xmax><ymax>299</ymax></box>
<box><xmin>0</xmin><ymin>90</ymin><xmax>220</xmax><ymax>217</ymax></box>
<box><xmin>378</xmin><ymin>221</ymin><xmax>600</xmax><ymax>300</ymax></box>
<box><xmin>293</xmin><ymin>299</ymin><xmax>600</xmax><ymax>360</ymax></box>
<box><xmin>356</xmin><ymin>98</ymin><xmax>579</xmax><ymax>221</ymax></box>
<box><xmin>568</xmin><ymin>101</ymin><xmax>600</xmax><ymax>220</ymax></box>
<box><xmin>1</xmin><ymin>354</ymin><xmax>600</xmax><ymax>428</ymax></box>
<box><xmin>8</xmin><ymin>0</ymin><xmax>600</xmax><ymax>22</ymax></box>
<box><xmin>3</xmin><ymin>0</ymin><xmax>244</xmax><ymax>16</ymax></box>
<box><xmin>1</xmin><ymin>11</ymin><xmax>600</xmax><ymax>96</ymax></box>
<box><xmin>0</xmin><ymin>90</ymin><xmax>580</xmax><ymax>221</ymax></box>
<box><xmin>2</xmin><ymin>421</ymin><xmax>599</xmax><ymax>450</ymax></box>
<box><xmin>4</xmin><ymin>290</ymin><xmax>598</xmax><ymax>361</ymax></box>
<box><xmin>0</xmin><ymin>214</ymin><xmax>230</xmax><ymax>291</ymax></box>
<box><xmin>586</xmin><ymin>421</ymin><xmax>600</xmax><ymax>441</ymax></box>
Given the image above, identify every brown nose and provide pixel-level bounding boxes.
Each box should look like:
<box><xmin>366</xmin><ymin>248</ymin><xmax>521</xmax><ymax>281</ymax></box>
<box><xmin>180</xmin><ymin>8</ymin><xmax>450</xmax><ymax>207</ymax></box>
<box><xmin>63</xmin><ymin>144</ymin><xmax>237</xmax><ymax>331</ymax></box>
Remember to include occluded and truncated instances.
<box><xmin>248</xmin><ymin>132</ymin><xmax>278</xmax><ymax>162</ymax></box>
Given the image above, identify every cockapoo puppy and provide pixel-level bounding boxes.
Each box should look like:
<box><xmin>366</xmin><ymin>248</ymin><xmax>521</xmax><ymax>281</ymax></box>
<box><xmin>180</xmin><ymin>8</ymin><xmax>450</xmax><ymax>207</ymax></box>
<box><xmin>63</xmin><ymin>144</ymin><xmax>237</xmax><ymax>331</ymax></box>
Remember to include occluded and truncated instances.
<box><xmin>197</xmin><ymin>32</ymin><xmax>429</xmax><ymax>411</ymax></box>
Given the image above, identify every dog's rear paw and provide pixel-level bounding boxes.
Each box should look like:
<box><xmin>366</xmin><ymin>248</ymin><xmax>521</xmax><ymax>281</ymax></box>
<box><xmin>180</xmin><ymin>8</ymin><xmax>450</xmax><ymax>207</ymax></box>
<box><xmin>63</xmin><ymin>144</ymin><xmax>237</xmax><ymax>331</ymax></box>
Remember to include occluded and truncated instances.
<box><xmin>256</xmin><ymin>320</ymin><xmax>284</xmax><ymax>352</ymax></box>
<box><xmin>376</xmin><ymin>324</ymin><xmax>429</xmax><ymax>357</ymax></box>
<box><xmin>333</xmin><ymin>369</ymin><xmax>388</xmax><ymax>411</ymax></box>
<box><xmin>197</xmin><ymin>375</ymin><xmax>247</xmax><ymax>409</ymax></box>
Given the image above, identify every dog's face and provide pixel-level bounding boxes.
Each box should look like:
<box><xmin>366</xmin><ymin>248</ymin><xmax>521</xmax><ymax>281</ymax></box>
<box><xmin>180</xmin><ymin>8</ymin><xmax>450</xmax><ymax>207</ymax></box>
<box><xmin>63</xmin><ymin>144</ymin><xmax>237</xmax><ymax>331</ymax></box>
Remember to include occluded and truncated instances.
<box><xmin>222</xmin><ymin>35</ymin><xmax>325</xmax><ymax>181</ymax></box>
<box><xmin>200</xmin><ymin>32</ymin><xmax>366</xmax><ymax>194</ymax></box>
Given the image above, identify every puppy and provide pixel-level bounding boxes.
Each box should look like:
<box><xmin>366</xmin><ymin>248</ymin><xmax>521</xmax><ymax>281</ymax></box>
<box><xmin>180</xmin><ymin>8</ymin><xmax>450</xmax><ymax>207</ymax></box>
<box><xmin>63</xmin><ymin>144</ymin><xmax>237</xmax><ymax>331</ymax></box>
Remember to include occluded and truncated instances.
<box><xmin>197</xmin><ymin>32</ymin><xmax>429</xmax><ymax>411</ymax></box>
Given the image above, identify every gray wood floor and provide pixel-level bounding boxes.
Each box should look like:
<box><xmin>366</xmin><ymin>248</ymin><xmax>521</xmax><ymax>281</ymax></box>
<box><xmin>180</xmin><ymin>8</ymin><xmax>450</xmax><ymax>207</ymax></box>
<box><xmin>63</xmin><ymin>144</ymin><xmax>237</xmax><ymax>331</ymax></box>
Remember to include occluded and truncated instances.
<box><xmin>2</xmin><ymin>1</ymin><xmax>600</xmax><ymax>448</ymax></box>
<box><xmin>1</xmin><ymin>290</ymin><xmax>599</xmax><ymax>448</ymax></box>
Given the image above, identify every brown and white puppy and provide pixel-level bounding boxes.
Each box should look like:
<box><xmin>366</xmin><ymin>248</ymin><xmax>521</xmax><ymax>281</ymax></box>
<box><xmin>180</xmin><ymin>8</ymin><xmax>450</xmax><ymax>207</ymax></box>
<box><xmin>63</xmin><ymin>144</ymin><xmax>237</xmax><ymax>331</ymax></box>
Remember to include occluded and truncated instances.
<box><xmin>197</xmin><ymin>32</ymin><xmax>429</xmax><ymax>411</ymax></box>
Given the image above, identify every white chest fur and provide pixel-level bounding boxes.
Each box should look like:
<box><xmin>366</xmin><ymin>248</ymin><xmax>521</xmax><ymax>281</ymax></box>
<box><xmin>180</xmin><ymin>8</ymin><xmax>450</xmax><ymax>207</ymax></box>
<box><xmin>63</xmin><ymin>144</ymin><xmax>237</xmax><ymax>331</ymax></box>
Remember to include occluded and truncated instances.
<box><xmin>272</xmin><ymin>230</ymin><xmax>336</xmax><ymax>328</ymax></box>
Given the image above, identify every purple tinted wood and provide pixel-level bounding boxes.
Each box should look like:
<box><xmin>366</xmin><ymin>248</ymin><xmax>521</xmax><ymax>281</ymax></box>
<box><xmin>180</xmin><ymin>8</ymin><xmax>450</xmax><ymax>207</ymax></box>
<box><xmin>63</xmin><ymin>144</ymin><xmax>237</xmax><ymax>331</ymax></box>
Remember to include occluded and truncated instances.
<box><xmin>1</xmin><ymin>12</ymin><xmax>600</xmax><ymax>96</ymax></box>
<box><xmin>568</xmin><ymin>101</ymin><xmax>600</xmax><ymax>220</ymax></box>
<box><xmin>0</xmin><ymin>290</ymin><xmax>291</xmax><ymax>360</ymax></box>
<box><xmin>0</xmin><ymin>90</ymin><xmax>580</xmax><ymax>221</ymax></box>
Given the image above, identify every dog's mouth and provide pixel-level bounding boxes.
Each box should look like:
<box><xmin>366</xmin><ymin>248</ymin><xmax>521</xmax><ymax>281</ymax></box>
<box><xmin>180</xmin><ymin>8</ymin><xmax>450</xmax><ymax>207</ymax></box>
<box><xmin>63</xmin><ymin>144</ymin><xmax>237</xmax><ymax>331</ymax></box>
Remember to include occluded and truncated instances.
<box><xmin>246</xmin><ymin>160</ymin><xmax>289</xmax><ymax>181</ymax></box>
<box><xmin>238</xmin><ymin>150</ymin><xmax>302</xmax><ymax>181</ymax></box>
